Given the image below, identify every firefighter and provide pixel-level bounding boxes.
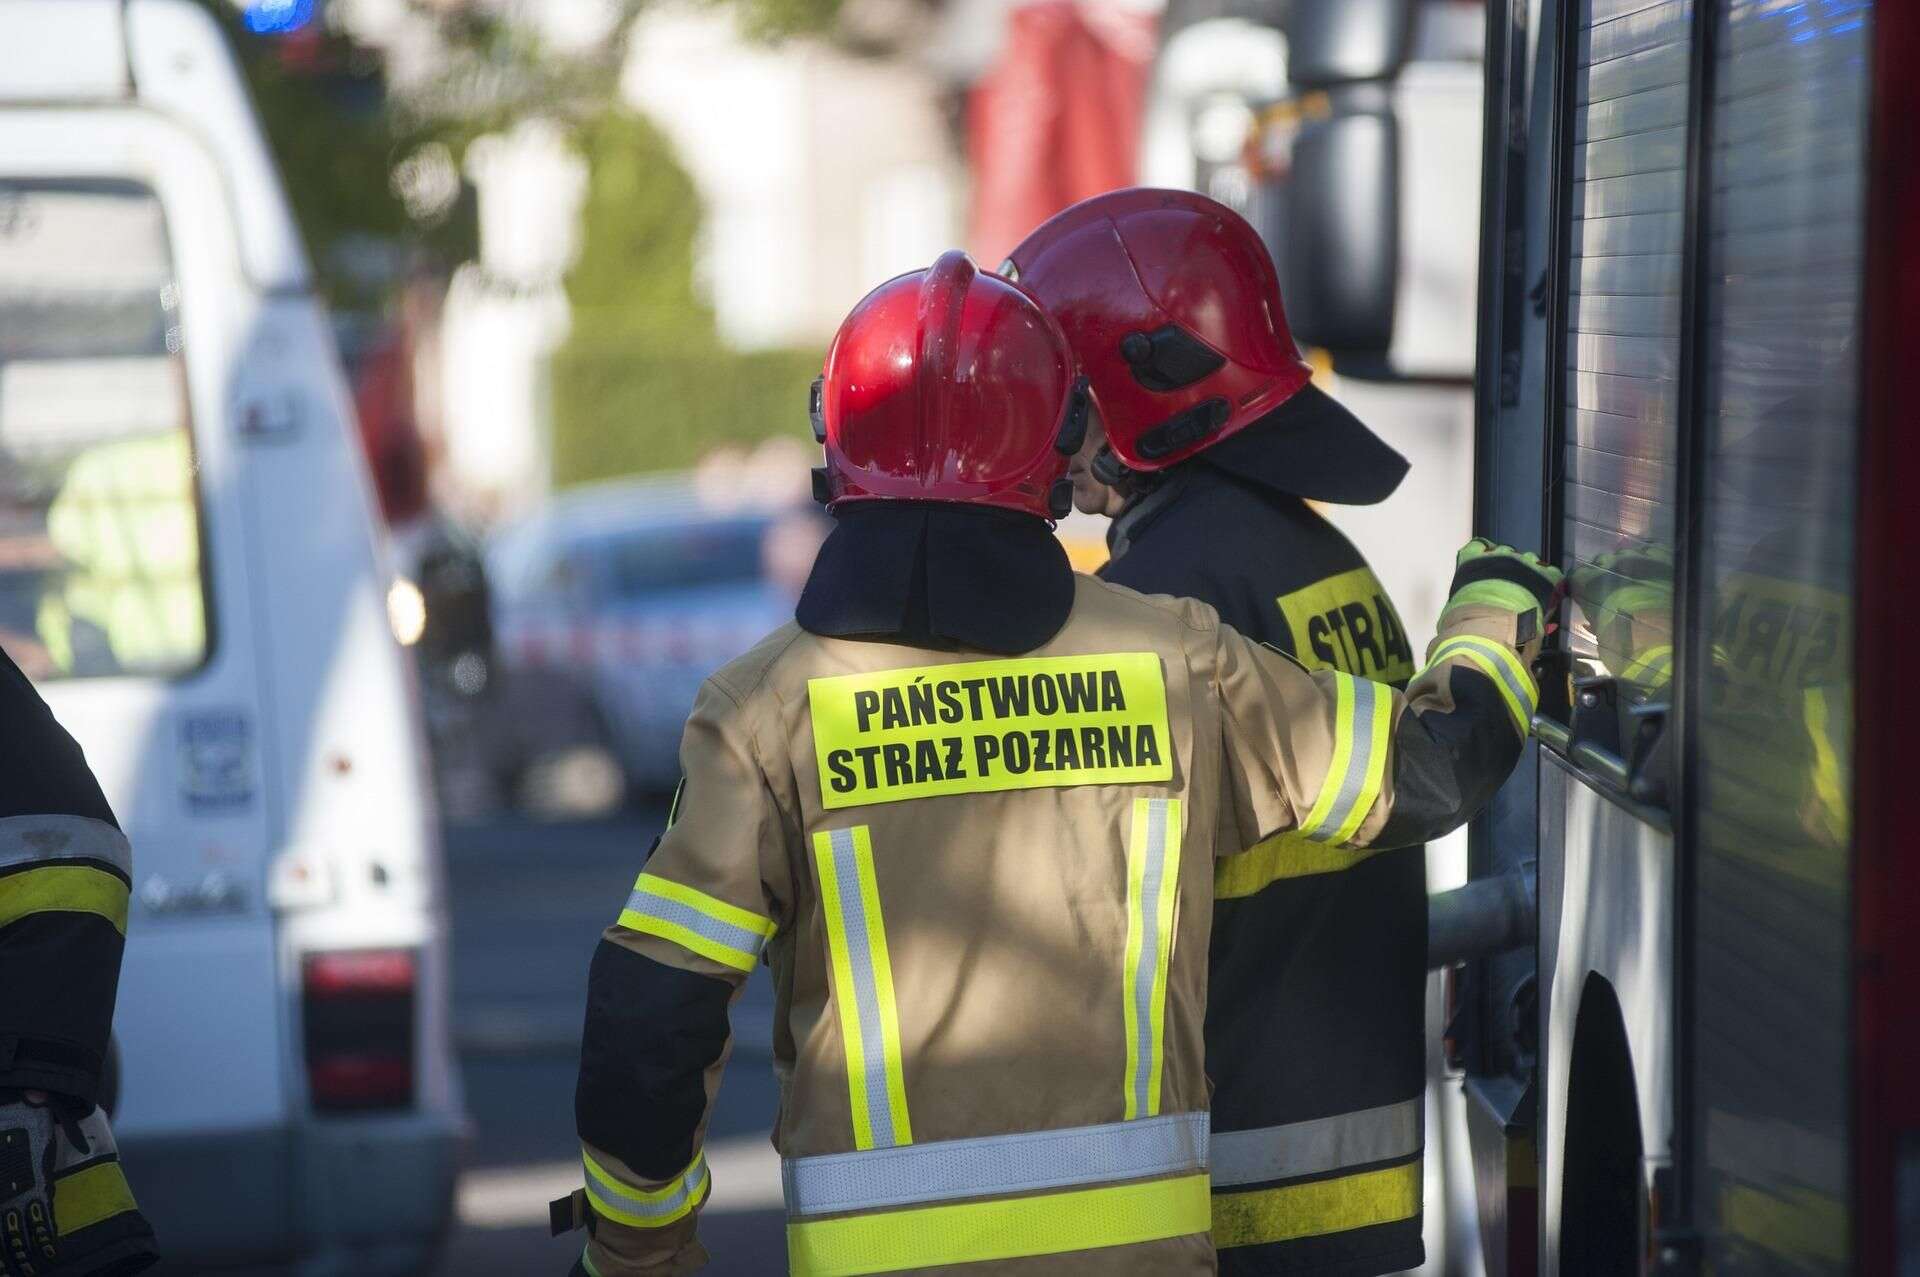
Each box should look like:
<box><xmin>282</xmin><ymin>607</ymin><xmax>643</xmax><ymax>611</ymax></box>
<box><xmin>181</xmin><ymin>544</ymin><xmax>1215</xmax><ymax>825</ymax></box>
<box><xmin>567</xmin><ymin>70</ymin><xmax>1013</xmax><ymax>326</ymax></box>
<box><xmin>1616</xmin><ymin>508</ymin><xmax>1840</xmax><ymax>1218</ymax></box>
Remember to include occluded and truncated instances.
<box><xmin>1003</xmin><ymin>187</ymin><xmax>1439</xmax><ymax>1276</ymax></box>
<box><xmin>0</xmin><ymin>649</ymin><xmax>159</xmax><ymax>1275</ymax></box>
<box><xmin>550</xmin><ymin>251</ymin><xmax>1558</xmax><ymax>1276</ymax></box>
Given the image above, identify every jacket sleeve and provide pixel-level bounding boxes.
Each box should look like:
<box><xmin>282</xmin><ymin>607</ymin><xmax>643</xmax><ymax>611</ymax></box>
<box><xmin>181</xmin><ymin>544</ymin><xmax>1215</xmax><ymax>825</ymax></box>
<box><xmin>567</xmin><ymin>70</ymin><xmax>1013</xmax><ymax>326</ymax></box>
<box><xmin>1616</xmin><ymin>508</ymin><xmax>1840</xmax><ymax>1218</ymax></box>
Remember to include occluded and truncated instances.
<box><xmin>0</xmin><ymin>651</ymin><xmax>130</xmax><ymax>1103</ymax></box>
<box><xmin>570</xmin><ymin>676</ymin><xmax>793</xmax><ymax>1277</ymax></box>
<box><xmin>1213</xmin><ymin>582</ymin><xmax>1544</xmax><ymax>855</ymax></box>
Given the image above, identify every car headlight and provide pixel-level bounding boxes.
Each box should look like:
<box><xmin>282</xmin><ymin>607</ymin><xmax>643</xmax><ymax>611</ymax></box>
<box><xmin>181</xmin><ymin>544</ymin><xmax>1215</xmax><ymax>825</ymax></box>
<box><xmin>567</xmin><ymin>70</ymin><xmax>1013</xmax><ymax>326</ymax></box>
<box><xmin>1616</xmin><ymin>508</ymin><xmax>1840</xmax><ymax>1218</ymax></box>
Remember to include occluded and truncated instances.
<box><xmin>387</xmin><ymin>576</ymin><xmax>427</xmax><ymax>647</ymax></box>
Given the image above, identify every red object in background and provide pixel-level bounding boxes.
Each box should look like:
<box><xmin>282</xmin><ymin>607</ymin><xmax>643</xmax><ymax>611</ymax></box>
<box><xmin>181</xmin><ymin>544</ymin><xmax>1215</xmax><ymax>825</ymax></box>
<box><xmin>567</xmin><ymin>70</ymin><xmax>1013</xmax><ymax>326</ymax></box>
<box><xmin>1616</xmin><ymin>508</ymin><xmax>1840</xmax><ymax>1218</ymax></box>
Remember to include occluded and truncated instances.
<box><xmin>353</xmin><ymin>329</ymin><xmax>431</xmax><ymax>528</ymax></box>
<box><xmin>304</xmin><ymin>948</ymin><xmax>417</xmax><ymax>999</ymax></box>
<box><xmin>967</xmin><ymin>1</ymin><xmax>1159</xmax><ymax>266</ymax></box>
<box><xmin>1006</xmin><ymin>187</ymin><xmax>1313</xmax><ymax>473</ymax></box>
<box><xmin>817</xmin><ymin>251</ymin><xmax>1076</xmax><ymax>519</ymax></box>
<box><xmin>307</xmin><ymin>1053</ymin><xmax>414</xmax><ymax>1110</ymax></box>
<box><xmin>1853</xmin><ymin>0</ymin><xmax>1920</xmax><ymax>1267</ymax></box>
<box><xmin>302</xmin><ymin>949</ymin><xmax>417</xmax><ymax>1112</ymax></box>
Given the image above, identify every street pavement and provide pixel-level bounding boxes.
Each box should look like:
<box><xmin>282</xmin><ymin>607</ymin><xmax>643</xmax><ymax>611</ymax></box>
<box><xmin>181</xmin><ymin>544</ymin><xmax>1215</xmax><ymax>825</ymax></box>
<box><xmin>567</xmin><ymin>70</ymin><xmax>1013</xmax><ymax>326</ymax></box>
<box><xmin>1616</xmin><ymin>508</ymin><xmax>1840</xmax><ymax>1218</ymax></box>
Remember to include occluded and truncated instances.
<box><xmin>436</xmin><ymin>810</ymin><xmax>787</xmax><ymax>1275</ymax></box>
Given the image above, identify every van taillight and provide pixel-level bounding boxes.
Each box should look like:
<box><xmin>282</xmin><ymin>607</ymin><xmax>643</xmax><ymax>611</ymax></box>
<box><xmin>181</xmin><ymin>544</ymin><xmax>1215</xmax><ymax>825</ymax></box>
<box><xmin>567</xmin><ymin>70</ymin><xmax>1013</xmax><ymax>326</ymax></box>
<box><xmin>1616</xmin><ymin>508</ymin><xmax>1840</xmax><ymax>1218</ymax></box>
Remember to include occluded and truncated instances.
<box><xmin>302</xmin><ymin>949</ymin><xmax>415</xmax><ymax>1112</ymax></box>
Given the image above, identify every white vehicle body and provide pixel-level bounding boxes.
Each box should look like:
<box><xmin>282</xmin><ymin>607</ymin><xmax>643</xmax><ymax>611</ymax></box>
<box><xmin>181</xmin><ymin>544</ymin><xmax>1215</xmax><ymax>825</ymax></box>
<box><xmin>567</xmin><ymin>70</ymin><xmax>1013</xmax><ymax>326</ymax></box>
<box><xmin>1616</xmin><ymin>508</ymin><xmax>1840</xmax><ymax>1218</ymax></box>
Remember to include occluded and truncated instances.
<box><xmin>0</xmin><ymin>1</ymin><xmax>461</xmax><ymax>1269</ymax></box>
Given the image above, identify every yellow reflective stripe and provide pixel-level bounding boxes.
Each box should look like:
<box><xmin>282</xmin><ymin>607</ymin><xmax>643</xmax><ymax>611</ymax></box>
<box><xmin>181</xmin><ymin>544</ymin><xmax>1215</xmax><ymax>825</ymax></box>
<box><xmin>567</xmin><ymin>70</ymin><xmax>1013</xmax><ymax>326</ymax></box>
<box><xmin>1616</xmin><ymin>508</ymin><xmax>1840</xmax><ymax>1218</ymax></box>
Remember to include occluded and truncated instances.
<box><xmin>1122</xmin><ymin>798</ymin><xmax>1181</xmax><ymax>1120</ymax></box>
<box><xmin>1332</xmin><ymin>681</ymin><xmax>1391</xmax><ymax>846</ymax></box>
<box><xmin>1295</xmin><ymin>674</ymin><xmax>1390</xmax><ymax>846</ymax></box>
<box><xmin>852</xmin><ymin>829</ymin><xmax>911</xmax><ymax>1148</ymax></box>
<box><xmin>0</xmin><ymin>864</ymin><xmax>129</xmax><ymax>936</ymax></box>
<box><xmin>1297</xmin><ymin>674</ymin><xmax>1357</xmax><ymax>837</ymax></box>
<box><xmin>814</xmin><ymin>828</ymin><xmax>912</xmax><ymax>1150</ymax></box>
<box><xmin>617</xmin><ymin>872</ymin><xmax>775</xmax><ymax>973</ymax></box>
<box><xmin>1211</xmin><ymin>1159</ymin><xmax>1421</xmax><ymax>1249</ymax></box>
<box><xmin>580</xmin><ymin>1247</ymin><xmax>604</xmax><ymax>1277</ymax></box>
<box><xmin>1621</xmin><ymin>643</ymin><xmax>1674</xmax><ymax>688</ymax></box>
<box><xmin>1427</xmin><ymin>635</ymin><xmax>1536</xmax><ymax>733</ymax></box>
<box><xmin>629</xmin><ymin>873</ymin><xmax>776</xmax><ymax>939</ymax></box>
<box><xmin>1214</xmin><ymin>830</ymin><xmax>1389</xmax><ymax>899</ymax></box>
<box><xmin>581</xmin><ymin>1148</ymin><xmax>708</xmax><ymax>1229</ymax></box>
<box><xmin>787</xmin><ymin>1171</ymin><xmax>1210</xmax><ymax>1276</ymax></box>
<box><xmin>52</xmin><ymin>1159</ymin><xmax>138</xmax><ymax>1236</ymax></box>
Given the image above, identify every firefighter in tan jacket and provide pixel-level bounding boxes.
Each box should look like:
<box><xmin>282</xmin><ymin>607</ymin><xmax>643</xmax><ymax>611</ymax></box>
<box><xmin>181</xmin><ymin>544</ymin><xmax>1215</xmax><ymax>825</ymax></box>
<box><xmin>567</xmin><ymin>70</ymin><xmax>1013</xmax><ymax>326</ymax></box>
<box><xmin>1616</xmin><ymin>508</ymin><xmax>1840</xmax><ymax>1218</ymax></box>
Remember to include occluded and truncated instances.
<box><xmin>551</xmin><ymin>252</ymin><xmax>1558</xmax><ymax>1276</ymax></box>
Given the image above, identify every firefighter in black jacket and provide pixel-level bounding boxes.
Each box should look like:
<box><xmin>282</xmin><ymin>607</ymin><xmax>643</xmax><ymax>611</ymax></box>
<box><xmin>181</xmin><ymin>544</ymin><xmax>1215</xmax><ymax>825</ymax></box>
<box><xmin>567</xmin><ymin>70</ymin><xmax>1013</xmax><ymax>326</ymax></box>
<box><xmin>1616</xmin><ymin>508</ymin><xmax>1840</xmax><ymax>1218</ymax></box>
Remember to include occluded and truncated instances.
<box><xmin>1007</xmin><ymin>188</ymin><xmax>1434</xmax><ymax>1277</ymax></box>
<box><xmin>0</xmin><ymin>648</ymin><xmax>158</xmax><ymax>1276</ymax></box>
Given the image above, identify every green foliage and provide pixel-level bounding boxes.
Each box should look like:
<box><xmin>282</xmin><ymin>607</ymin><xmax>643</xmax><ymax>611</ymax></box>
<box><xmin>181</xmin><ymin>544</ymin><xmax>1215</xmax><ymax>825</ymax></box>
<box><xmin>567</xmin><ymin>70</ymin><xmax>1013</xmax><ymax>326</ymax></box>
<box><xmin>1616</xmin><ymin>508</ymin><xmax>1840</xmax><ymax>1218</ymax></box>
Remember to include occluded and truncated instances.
<box><xmin>548</xmin><ymin>341</ymin><xmax>820</xmax><ymax>483</ymax></box>
<box><xmin>564</xmin><ymin>112</ymin><xmax>711</xmax><ymax>339</ymax></box>
<box><xmin>550</xmin><ymin>108</ymin><xmax>816</xmax><ymax>485</ymax></box>
<box><xmin>714</xmin><ymin>0</ymin><xmax>846</xmax><ymax>41</ymax></box>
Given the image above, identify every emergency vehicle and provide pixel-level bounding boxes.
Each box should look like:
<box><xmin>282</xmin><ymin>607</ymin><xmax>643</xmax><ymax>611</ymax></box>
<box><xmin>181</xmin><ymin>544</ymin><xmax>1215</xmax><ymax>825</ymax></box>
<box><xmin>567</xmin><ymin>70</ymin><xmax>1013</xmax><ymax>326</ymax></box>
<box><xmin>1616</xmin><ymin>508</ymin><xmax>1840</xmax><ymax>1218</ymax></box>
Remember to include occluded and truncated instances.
<box><xmin>0</xmin><ymin>1</ymin><xmax>463</xmax><ymax>1268</ymax></box>
<box><xmin>1455</xmin><ymin>0</ymin><xmax>1914</xmax><ymax>1271</ymax></box>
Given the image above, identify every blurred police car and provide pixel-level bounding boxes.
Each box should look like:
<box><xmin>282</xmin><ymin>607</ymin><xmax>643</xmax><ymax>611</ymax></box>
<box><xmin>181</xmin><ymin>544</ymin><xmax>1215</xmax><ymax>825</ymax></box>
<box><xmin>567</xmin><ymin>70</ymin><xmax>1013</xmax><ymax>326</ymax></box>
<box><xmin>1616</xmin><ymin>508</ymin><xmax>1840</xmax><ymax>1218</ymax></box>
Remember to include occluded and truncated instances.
<box><xmin>486</xmin><ymin>477</ymin><xmax>804</xmax><ymax>810</ymax></box>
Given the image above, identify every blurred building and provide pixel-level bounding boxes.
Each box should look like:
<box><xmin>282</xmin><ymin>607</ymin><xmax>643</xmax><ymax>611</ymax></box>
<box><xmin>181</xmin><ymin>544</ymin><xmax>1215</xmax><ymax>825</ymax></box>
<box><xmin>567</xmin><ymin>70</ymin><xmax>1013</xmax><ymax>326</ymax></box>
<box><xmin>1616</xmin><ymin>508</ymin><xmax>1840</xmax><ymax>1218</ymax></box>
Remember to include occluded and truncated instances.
<box><xmin>621</xmin><ymin>3</ymin><xmax>964</xmax><ymax>351</ymax></box>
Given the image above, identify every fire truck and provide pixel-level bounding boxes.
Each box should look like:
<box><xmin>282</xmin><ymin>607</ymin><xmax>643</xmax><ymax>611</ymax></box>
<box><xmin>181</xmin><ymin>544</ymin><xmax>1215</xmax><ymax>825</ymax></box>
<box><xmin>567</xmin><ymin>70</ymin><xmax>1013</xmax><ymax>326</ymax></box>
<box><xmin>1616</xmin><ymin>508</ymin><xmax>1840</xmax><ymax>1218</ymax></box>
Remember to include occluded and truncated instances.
<box><xmin>1153</xmin><ymin>1</ymin><xmax>1914</xmax><ymax>1268</ymax></box>
<box><xmin>1454</xmin><ymin>0</ymin><xmax>1916</xmax><ymax>1272</ymax></box>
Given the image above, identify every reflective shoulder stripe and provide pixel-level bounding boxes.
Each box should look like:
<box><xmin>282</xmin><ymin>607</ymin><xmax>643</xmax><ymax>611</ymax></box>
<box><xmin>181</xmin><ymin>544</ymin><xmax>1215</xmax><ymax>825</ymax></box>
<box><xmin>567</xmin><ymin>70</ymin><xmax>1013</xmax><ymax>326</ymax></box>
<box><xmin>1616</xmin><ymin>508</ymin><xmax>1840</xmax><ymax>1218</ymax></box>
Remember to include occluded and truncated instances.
<box><xmin>812</xmin><ymin>827</ymin><xmax>911</xmax><ymax>1151</ymax></box>
<box><xmin>581</xmin><ymin>1148</ymin><xmax>708</xmax><ymax>1230</ymax></box>
<box><xmin>1426</xmin><ymin>635</ymin><xmax>1537</xmax><ymax>733</ymax></box>
<box><xmin>1210</xmin><ymin>1098</ymin><xmax>1422</xmax><ymax>1188</ymax></box>
<box><xmin>783</xmin><ymin>1111</ymin><xmax>1208</xmax><ymax>1218</ymax></box>
<box><xmin>52</xmin><ymin>1157</ymin><xmax>138</xmax><ymax>1237</ymax></box>
<box><xmin>1211</xmin><ymin>1159</ymin><xmax>1421</xmax><ymax>1249</ymax></box>
<box><xmin>0</xmin><ymin>864</ymin><xmax>129</xmax><ymax>935</ymax></box>
<box><xmin>787</xmin><ymin>1171</ymin><xmax>1210</xmax><ymax>1276</ymax></box>
<box><xmin>617</xmin><ymin>872</ymin><xmax>775</xmax><ymax>973</ymax></box>
<box><xmin>1213</xmin><ymin>830</ymin><xmax>1388</xmax><ymax>899</ymax></box>
<box><xmin>1122</xmin><ymin>797</ymin><xmax>1181</xmax><ymax>1120</ymax></box>
<box><xmin>0</xmin><ymin>815</ymin><xmax>131</xmax><ymax>878</ymax></box>
<box><xmin>1622</xmin><ymin>643</ymin><xmax>1674</xmax><ymax>689</ymax></box>
<box><xmin>1295</xmin><ymin>674</ymin><xmax>1392</xmax><ymax>847</ymax></box>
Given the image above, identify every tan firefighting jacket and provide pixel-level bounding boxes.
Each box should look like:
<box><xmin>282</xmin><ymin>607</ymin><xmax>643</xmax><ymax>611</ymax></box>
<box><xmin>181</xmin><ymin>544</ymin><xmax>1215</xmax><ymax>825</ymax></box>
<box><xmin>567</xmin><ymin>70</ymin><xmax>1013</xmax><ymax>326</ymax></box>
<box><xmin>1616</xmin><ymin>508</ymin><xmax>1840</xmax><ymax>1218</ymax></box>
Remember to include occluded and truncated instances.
<box><xmin>563</xmin><ymin>572</ymin><xmax>1541</xmax><ymax>1277</ymax></box>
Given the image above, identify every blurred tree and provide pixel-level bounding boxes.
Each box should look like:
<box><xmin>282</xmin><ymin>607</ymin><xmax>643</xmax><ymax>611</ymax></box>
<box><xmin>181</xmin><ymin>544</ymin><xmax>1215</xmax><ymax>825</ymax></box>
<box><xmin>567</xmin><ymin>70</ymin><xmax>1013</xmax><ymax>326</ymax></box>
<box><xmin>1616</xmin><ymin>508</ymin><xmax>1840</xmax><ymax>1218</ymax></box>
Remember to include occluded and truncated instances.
<box><xmin>564</xmin><ymin>111</ymin><xmax>711</xmax><ymax>340</ymax></box>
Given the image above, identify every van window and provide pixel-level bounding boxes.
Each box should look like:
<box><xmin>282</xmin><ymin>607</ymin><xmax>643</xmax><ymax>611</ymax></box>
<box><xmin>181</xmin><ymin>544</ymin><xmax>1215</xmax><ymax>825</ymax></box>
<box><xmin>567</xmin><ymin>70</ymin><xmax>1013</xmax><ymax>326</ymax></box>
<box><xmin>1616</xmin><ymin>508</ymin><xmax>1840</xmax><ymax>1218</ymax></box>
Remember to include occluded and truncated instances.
<box><xmin>1559</xmin><ymin>0</ymin><xmax>1692</xmax><ymax>702</ymax></box>
<box><xmin>0</xmin><ymin>180</ymin><xmax>208</xmax><ymax>680</ymax></box>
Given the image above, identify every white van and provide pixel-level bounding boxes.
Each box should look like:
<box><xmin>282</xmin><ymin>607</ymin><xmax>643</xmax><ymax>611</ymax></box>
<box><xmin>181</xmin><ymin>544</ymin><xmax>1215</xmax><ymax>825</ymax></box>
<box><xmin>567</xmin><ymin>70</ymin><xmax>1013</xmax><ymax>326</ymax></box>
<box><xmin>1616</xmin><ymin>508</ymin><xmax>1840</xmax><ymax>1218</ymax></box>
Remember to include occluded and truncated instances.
<box><xmin>0</xmin><ymin>1</ymin><xmax>462</xmax><ymax>1270</ymax></box>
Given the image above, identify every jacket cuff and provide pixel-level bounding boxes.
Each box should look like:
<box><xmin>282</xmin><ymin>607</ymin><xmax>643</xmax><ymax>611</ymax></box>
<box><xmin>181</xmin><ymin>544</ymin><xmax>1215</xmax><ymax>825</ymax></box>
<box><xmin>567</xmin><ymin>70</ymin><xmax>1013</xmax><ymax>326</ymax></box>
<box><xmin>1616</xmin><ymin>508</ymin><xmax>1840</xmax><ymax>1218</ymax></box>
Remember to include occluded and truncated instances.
<box><xmin>0</xmin><ymin>1035</ymin><xmax>100</xmax><ymax>1105</ymax></box>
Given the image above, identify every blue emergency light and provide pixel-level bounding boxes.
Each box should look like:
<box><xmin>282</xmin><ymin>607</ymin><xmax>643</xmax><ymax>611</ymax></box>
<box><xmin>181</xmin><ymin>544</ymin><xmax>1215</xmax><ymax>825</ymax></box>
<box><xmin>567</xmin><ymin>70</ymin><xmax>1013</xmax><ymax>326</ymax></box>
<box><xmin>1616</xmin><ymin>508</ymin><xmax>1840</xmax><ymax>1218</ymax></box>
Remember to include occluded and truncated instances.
<box><xmin>242</xmin><ymin>0</ymin><xmax>317</xmax><ymax>35</ymax></box>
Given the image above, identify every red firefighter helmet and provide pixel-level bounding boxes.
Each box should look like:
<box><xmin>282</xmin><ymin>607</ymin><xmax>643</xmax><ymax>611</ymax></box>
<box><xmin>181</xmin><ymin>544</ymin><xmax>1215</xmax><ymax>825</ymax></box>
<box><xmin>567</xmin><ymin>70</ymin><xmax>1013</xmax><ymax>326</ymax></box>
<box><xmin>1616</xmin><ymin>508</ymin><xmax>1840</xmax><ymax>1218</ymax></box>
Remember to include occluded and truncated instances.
<box><xmin>1002</xmin><ymin>187</ymin><xmax>1313</xmax><ymax>473</ymax></box>
<box><xmin>812</xmin><ymin>250</ymin><xmax>1086</xmax><ymax>519</ymax></box>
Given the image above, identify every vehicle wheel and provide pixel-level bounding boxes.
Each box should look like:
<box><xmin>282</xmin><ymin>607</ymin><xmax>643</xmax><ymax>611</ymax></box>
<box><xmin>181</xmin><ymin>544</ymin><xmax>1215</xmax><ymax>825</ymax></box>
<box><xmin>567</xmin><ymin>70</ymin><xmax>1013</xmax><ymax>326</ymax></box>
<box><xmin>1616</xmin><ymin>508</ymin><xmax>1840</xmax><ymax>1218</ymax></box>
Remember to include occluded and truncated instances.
<box><xmin>1560</xmin><ymin>977</ymin><xmax>1642</xmax><ymax>1276</ymax></box>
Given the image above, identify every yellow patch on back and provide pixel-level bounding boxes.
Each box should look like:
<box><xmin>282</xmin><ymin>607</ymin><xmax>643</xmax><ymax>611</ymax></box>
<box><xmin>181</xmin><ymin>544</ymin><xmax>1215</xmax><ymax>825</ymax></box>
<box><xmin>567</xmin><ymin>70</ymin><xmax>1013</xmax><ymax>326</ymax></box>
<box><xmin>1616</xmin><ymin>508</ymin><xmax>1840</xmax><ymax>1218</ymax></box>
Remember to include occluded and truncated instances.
<box><xmin>808</xmin><ymin>653</ymin><xmax>1172</xmax><ymax>809</ymax></box>
<box><xmin>1277</xmin><ymin>566</ymin><xmax>1415</xmax><ymax>684</ymax></box>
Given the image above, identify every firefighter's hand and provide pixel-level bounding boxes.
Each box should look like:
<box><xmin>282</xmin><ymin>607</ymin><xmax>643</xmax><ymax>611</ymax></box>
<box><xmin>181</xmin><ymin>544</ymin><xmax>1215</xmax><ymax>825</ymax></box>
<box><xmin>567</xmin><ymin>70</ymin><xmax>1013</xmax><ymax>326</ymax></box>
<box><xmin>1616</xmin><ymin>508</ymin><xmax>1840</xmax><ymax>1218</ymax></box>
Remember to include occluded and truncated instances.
<box><xmin>1450</xmin><ymin>539</ymin><xmax>1564</xmax><ymax>614</ymax></box>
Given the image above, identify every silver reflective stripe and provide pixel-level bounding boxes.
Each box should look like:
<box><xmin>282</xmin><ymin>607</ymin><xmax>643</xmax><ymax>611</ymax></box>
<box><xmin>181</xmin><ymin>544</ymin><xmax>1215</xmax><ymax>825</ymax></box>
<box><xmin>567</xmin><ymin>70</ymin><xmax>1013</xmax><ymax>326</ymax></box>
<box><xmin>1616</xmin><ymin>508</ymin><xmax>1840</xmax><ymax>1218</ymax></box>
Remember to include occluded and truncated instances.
<box><xmin>1434</xmin><ymin>637</ymin><xmax>1536</xmax><ymax>720</ymax></box>
<box><xmin>1129</xmin><ymin>798</ymin><xmax>1173</xmax><ymax>1116</ymax></box>
<box><xmin>1305</xmin><ymin>678</ymin><xmax>1383</xmax><ymax>844</ymax></box>
<box><xmin>782</xmin><ymin>1111</ymin><xmax>1209</xmax><ymax>1217</ymax></box>
<box><xmin>623</xmin><ymin>886</ymin><xmax>768</xmax><ymax>961</ymax></box>
<box><xmin>584</xmin><ymin>1154</ymin><xmax>709</xmax><ymax>1220</ymax></box>
<box><xmin>826</xmin><ymin>827</ymin><xmax>899</xmax><ymax>1149</ymax></box>
<box><xmin>0</xmin><ymin>815</ymin><xmax>131</xmax><ymax>877</ymax></box>
<box><xmin>1210</xmin><ymin>1098</ymin><xmax>1422</xmax><ymax>1189</ymax></box>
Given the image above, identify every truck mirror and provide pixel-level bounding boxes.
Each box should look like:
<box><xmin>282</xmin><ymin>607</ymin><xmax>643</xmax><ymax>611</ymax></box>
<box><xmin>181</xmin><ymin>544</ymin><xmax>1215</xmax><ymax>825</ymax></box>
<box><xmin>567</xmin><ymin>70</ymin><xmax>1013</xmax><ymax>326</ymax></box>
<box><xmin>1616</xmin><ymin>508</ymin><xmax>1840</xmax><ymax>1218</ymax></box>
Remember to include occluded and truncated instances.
<box><xmin>1284</xmin><ymin>0</ymin><xmax>1417</xmax><ymax>88</ymax></box>
<box><xmin>1281</xmin><ymin>100</ymin><xmax>1399</xmax><ymax>361</ymax></box>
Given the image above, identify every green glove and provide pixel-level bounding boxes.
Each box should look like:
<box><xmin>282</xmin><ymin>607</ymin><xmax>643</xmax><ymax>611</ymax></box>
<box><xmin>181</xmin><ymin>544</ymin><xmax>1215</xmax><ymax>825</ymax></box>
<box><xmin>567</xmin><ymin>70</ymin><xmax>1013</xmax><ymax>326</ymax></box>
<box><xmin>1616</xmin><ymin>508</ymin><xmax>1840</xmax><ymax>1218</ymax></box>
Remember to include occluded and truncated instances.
<box><xmin>1448</xmin><ymin>538</ymin><xmax>1564</xmax><ymax>617</ymax></box>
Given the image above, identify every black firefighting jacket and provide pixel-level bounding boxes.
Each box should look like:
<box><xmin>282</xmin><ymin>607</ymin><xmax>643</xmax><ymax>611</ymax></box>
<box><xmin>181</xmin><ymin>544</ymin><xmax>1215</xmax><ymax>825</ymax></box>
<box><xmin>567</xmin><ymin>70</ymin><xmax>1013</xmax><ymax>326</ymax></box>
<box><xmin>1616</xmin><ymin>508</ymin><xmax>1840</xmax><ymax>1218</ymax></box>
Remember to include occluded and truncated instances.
<box><xmin>1103</xmin><ymin>447</ymin><xmax>1428</xmax><ymax>1277</ymax></box>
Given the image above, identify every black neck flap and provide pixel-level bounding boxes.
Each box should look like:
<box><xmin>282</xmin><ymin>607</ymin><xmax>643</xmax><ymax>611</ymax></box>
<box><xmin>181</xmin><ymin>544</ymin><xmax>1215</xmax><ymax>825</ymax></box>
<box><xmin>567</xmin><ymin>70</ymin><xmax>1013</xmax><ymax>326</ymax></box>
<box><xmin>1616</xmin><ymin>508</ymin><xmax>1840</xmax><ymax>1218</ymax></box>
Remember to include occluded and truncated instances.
<box><xmin>796</xmin><ymin>502</ymin><xmax>1076</xmax><ymax>655</ymax></box>
<box><xmin>1198</xmin><ymin>381</ymin><xmax>1409</xmax><ymax>506</ymax></box>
